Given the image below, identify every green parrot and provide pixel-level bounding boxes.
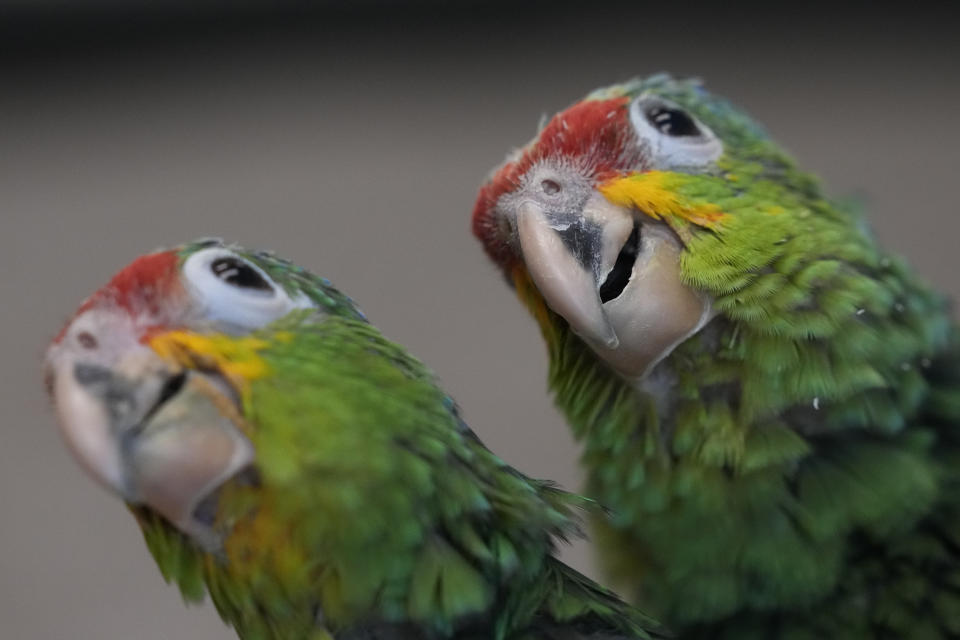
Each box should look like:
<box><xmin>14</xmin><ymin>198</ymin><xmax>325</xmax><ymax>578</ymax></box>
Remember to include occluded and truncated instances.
<box><xmin>471</xmin><ymin>74</ymin><xmax>960</xmax><ymax>638</ymax></box>
<box><xmin>44</xmin><ymin>239</ymin><xmax>665</xmax><ymax>640</ymax></box>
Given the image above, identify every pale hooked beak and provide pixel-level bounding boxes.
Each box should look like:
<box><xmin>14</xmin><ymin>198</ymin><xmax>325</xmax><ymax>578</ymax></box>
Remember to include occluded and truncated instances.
<box><xmin>48</xmin><ymin>345</ymin><xmax>253</xmax><ymax>536</ymax></box>
<box><xmin>516</xmin><ymin>191</ymin><xmax>712</xmax><ymax>377</ymax></box>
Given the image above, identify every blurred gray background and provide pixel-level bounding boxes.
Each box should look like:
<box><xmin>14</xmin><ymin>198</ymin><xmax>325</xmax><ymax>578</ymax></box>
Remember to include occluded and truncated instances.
<box><xmin>2</xmin><ymin>3</ymin><xmax>958</xmax><ymax>638</ymax></box>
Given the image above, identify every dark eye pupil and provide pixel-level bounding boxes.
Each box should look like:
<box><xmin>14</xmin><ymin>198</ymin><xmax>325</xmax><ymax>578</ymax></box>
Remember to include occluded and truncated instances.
<box><xmin>210</xmin><ymin>257</ymin><xmax>274</xmax><ymax>292</ymax></box>
<box><xmin>645</xmin><ymin>105</ymin><xmax>701</xmax><ymax>137</ymax></box>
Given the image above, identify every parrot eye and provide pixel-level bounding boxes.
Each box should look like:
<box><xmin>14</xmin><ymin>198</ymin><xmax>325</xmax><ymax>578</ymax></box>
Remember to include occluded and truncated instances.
<box><xmin>182</xmin><ymin>248</ymin><xmax>314</xmax><ymax>332</ymax></box>
<box><xmin>644</xmin><ymin>104</ymin><xmax>701</xmax><ymax>137</ymax></box>
<box><xmin>629</xmin><ymin>95</ymin><xmax>722</xmax><ymax>169</ymax></box>
<box><xmin>210</xmin><ymin>257</ymin><xmax>274</xmax><ymax>292</ymax></box>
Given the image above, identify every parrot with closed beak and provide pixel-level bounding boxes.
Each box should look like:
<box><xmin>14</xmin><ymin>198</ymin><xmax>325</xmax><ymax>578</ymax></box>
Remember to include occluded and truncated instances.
<box><xmin>471</xmin><ymin>74</ymin><xmax>960</xmax><ymax>638</ymax></box>
<box><xmin>44</xmin><ymin>239</ymin><xmax>666</xmax><ymax>640</ymax></box>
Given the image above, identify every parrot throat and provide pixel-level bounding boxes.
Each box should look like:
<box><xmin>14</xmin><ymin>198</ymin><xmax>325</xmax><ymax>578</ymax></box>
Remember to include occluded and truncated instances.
<box><xmin>512</xmin><ymin>266</ymin><xmax>652</xmax><ymax>446</ymax></box>
<box><xmin>132</xmin><ymin>482</ymin><xmax>328</xmax><ymax>640</ymax></box>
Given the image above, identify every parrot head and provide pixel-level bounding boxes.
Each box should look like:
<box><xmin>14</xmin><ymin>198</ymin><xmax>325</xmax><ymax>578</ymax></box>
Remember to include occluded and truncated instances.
<box><xmin>472</xmin><ymin>75</ymin><xmax>828</xmax><ymax>378</ymax></box>
<box><xmin>44</xmin><ymin>239</ymin><xmax>364</xmax><ymax>541</ymax></box>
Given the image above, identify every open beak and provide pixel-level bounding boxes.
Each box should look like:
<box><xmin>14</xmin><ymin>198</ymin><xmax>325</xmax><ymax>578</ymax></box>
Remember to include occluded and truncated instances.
<box><xmin>48</xmin><ymin>342</ymin><xmax>253</xmax><ymax>535</ymax></box>
<box><xmin>515</xmin><ymin>191</ymin><xmax>712</xmax><ymax>377</ymax></box>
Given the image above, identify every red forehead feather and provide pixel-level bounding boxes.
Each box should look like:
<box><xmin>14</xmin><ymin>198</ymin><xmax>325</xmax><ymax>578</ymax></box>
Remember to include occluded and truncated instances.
<box><xmin>471</xmin><ymin>96</ymin><xmax>635</xmax><ymax>265</ymax></box>
<box><xmin>53</xmin><ymin>250</ymin><xmax>182</xmax><ymax>343</ymax></box>
<box><xmin>97</xmin><ymin>250</ymin><xmax>181</xmax><ymax>308</ymax></box>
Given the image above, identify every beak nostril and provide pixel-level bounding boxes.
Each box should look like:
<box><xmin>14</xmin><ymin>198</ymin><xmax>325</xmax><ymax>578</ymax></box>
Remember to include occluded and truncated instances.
<box><xmin>77</xmin><ymin>331</ymin><xmax>98</xmax><ymax>350</ymax></box>
<box><xmin>541</xmin><ymin>179</ymin><xmax>562</xmax><ymax>195</ymax></box>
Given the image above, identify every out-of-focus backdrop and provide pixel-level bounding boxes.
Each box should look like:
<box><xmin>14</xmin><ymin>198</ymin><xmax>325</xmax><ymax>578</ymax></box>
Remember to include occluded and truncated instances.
<box><xmin>2</xmin><ymin>3</ymin><xmax>958</xmax><ymax>638</ymax></box>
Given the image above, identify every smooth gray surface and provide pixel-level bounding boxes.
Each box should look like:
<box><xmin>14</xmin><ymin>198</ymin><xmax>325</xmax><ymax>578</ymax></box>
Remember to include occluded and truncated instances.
<box><xmin>2</xmin><ymin>10</ymin><xmax>958</xmax><ymax>639</ymax></box>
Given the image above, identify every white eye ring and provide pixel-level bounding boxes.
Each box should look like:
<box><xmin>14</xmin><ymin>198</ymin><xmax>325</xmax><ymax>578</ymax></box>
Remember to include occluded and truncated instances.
<box><xmin>182</xmin><ymin>248</ymin><xmax>313</xmax><ymax>333</ymax></box>
<box><xmin>629</xmin><ymin>95</ymin><xmax>723</xmax><ymax>169</ymax></box>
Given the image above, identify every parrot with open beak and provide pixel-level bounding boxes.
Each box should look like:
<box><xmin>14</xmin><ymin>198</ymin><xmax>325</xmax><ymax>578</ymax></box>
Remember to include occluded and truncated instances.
<box><xmin>471</xmin><ymin>74</ymin><xmax>960</xmax><ymax>638</ymax></box>
<box><xmin>44</xmin><ymin>239</ymin><xmax>666</xmax><ymax>640</ymax></box>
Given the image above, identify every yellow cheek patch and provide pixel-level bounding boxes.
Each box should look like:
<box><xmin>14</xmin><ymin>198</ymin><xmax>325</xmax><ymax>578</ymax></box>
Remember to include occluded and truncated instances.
<box><xmin>148</xmin><ymin>331</ymin><xmax>290</xmax><ymax>396</ymax></box>
<box><xmin>598</xmin><ymin>171</ymin><xmax>728</xmax><ymax>232</ymax></box>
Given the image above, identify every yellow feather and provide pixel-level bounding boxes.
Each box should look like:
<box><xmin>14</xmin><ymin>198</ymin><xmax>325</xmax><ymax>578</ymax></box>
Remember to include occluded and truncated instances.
<box><xmin>598</xmin><ymin>171</ymin><xmax>728</xmax><ymax>230</ymax></box>
<box><xmin>148</xmin><ymin>330</ymin><xmax>277</xmax><ymax>398</ymax></box>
